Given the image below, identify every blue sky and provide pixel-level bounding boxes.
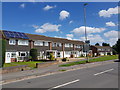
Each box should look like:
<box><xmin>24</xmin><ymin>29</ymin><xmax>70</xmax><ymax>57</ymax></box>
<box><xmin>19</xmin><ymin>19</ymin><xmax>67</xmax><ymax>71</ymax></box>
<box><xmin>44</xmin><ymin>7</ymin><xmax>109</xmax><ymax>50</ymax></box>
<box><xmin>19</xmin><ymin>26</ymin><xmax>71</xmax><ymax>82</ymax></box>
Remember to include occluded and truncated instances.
<box><xmin>2</xmin><ymin>2</ymin><xmax>119</xmax><ymax>46</ymax></box>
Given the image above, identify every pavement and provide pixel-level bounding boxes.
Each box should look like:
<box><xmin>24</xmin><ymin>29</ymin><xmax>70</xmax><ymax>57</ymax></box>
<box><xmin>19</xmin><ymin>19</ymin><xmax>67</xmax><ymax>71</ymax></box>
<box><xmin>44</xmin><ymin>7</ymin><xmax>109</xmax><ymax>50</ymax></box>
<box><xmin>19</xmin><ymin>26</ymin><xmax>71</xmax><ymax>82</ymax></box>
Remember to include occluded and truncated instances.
<box><xmin>2</xmin><ymin>60</ymin><xmax>118</xmax><ymax>89</ymax></box>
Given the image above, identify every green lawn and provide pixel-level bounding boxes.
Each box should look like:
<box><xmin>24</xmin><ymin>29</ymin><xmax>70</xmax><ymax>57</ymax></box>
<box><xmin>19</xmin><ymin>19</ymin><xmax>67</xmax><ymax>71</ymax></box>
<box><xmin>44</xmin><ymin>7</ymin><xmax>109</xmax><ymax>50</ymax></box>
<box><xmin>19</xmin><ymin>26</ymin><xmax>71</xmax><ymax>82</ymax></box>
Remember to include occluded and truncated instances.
<box><xmin>59</xmin><ymin>55</ymin><xmax>118</xmax><ymax>67</ymax></box>
<box><xmin>4</xmin><ymin>61</ymin><xmax>43</xmax><ymax>68</ymax></box>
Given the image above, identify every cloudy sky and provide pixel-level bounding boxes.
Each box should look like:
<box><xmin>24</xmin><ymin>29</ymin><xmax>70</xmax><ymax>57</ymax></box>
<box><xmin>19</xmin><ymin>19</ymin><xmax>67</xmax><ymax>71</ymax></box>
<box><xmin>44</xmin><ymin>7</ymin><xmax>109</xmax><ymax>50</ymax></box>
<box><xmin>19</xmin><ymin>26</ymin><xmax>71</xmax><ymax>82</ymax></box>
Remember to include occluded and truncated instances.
<box><xmin>2</xmin><ymin>2</ymin><xmax>119</xmax><ymax>46</ymax></box>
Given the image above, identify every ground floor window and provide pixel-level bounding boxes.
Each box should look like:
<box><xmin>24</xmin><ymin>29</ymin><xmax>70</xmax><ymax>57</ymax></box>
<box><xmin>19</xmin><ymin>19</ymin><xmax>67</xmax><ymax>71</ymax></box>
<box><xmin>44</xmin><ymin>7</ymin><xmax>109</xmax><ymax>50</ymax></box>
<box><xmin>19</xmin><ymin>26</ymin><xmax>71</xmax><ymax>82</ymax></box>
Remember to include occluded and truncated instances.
<box><xmin>11</xmin><ymin>52</ymin><xmax>16</xmax><ymax>58</ymax></box>
<box><xmin>18</xmin><ymin>52</ymin><xmax>28</xmax><ymax>57</ymax></box>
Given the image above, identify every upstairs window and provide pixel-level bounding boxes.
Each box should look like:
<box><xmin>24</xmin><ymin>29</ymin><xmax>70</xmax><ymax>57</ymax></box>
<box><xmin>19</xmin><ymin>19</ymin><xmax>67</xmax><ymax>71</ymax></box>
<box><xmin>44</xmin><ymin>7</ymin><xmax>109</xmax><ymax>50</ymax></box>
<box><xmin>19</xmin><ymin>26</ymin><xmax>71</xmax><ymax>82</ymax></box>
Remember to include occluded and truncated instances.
<box><xmin>71</xmin><ymin>44</ymin><xmax>73</xmax><ymax>47</ymax></box>
<box><xmin>44</xmin><ymin>41</ymin><xmax>49</xmax><ymax>46</ymax></box>
<box><xmin>18</xmin><ymin>40</ymin><xmax>29</xmax><ymax>45</ymax></box>
<box><xmin>9</xmin><ymin>39</ymin><xmax>16</xmax><ymax>45</ymax></box>
<box><xmin>52</xmin><ymin>43</ymin><xmax>56</xmax><ymax>47</ymax></box>
<box><xmin>56</xmin><ymin>43</ymin><xmax>62</xmax><ymax>47</ymax></box>
<box><xmin>65</xmin><ymin>43</ymin><xmax>69</xmax><ymax>47</ymax></box>
<box><xmin>34</xmin><ymin>40</ymin><xmax>43</xmax><ymax>46</ymax></box>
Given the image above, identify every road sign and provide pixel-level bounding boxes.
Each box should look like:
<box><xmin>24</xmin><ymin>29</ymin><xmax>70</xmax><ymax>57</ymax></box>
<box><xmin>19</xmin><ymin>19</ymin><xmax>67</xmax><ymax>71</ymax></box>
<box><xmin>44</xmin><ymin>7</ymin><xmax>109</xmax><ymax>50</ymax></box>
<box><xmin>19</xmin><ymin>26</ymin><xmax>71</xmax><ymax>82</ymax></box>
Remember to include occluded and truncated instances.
<box><xmin>85</xmin><ymin>40</ymin><xmax>90</xmax><ymax>44</ymax></box>
<box><xmin>83</xmin><ymin>44</ymin><xmax>90</xmax><ymax>52</ymax></box>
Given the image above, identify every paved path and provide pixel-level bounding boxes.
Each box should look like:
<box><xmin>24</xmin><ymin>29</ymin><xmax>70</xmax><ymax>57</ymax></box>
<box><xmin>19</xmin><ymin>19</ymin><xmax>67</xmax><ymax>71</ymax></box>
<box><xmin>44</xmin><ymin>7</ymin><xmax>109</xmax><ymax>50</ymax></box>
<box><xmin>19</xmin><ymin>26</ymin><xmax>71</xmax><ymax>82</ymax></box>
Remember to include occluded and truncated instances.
<box><xmin>2</xmin><ymin>61</ymin><xmax>118</xmax><ymax>89</ymax></box>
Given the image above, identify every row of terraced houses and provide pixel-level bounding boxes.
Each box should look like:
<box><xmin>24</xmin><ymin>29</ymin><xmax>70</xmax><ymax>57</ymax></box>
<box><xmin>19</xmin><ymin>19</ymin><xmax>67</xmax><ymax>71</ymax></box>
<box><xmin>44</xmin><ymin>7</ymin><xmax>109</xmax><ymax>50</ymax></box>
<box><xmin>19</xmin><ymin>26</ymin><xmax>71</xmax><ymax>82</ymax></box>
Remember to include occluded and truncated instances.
<box><xmin>0</xmin><ymin>30</ymin><xmax>113</xmax><ymax>63</ymax></box>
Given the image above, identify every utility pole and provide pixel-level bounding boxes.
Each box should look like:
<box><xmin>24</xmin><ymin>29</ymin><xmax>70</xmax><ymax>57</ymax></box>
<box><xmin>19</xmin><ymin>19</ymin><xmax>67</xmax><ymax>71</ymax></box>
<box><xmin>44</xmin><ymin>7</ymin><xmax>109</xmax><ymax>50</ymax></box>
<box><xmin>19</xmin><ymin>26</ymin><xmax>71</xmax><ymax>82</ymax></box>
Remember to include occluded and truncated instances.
<box><xmin>83</xmin><ymin>3</ymin><xmax>89</xmax><ymax>62</ymax></box>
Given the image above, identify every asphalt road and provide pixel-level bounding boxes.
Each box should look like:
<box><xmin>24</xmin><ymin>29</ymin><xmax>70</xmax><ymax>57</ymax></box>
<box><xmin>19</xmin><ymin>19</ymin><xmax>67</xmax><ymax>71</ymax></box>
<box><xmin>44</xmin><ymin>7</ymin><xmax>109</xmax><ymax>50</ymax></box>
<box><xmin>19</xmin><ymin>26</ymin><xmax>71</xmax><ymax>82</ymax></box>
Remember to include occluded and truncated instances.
<box><xmin>2</xmin><ymin>62</ymin><xmax>118</xmax><ymax>89</ymax></box>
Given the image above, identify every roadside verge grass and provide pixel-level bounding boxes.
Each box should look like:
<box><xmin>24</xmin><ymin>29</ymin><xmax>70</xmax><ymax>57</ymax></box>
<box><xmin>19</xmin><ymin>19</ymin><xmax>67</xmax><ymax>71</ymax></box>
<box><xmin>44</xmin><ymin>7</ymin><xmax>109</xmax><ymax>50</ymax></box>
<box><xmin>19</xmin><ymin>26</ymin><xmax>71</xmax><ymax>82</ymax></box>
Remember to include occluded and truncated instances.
<box><xmin>4</xmin><ymin>61</ymin><xmax>43</xmax><ymax>68</ymax></box>
<box><xmin>59</xmin><ymin>55</ymin><xmax>118</xmax><ymax>67</ymax></box>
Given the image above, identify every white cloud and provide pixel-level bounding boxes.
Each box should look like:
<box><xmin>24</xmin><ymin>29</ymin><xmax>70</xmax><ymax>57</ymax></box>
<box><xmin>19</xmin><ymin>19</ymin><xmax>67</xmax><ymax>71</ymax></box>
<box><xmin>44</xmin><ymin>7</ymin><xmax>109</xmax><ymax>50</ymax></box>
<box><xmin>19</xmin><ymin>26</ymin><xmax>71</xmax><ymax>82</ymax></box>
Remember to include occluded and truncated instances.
<box><xmin>71</xmin><ymin>26</ymin><xmax>106</xmax><ymax>36</ymax></box>
<box><xmin>43</xmin><ymin>5</ymin><xmax>56</xmax><ymax>11</ymax></box>
<box><xmin>20</xmin><ymin>3</ymin><xmax>25</xmax><ymax>8</ymax></box>
<box><xmin>32</xmin><ymin>25</ymin><xmax>39</xmax><ymax>29</ymax></box>
<box><xmin>66</xmin><ymin>34</ymin><xmax>74</xmax><ymax>40</ymax></box>
<box><xmin>69</xmin><ymin>20</ymin><xmax>73</xmax><ymax>24</ymax></box>
<box><xmin>59</xmin><ymin>10</ymin><xmax>70</xmax><ymax>20</ymax></box>
<box><xmin>106</xmin><ymin>21</ymin><xmax>116</xmax><ymax>26</ymax></box>
<box><xmin>99</xmin><ymin>6</ymin><xmax>119</xmax><ymax>17</ymax></box>
<box><xmin>106</xmin><ymin>38</ymin><xmax>118</xmax><ymax>46</ymax></box>
<box><xmin>80</xmin><ymin>34</ymin><xmax>105</xmax><ymax>43</ymax></box>
<box><xmin>104</xmin><ymin>30</ymin><xmax>118</xmax><ymax>38</ymax></box>
<box><xmin>34</xmin><ymin>23</ymin><xmax>61</xmax><ymax>33</ymax></box>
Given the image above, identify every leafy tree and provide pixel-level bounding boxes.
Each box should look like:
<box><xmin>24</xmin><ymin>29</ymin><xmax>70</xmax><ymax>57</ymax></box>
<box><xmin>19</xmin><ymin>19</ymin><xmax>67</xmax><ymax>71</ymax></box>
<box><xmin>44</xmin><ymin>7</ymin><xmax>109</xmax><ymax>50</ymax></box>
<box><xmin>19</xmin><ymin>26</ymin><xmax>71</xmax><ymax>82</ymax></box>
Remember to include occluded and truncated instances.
<box><xmin>30</xmin><ymin>48</ymin><xmax>38</xmax><ymax>61</ymax></box>
<box><xmin>95</xmin><ymin>43</ymin><xmax>100</xmax><ymax>46</ymax></box>
<box><xmin>112</xmin><ymin>39</ymin><xmax>120</xmax><ymax>61</ymax></box>
<box><xmin>116</xmin><ymin>39</ymin><xmax>120</xmax><ymax>61</ymax></box>
<box><xmin>102</xmin><ymin>42</ymin><xmax>110</xmax><ymax>46</ymax></box>
<box><xmin>0</xmin><ymin>39</ymin><xmax>6</xmax><ymax>68</ymax></box>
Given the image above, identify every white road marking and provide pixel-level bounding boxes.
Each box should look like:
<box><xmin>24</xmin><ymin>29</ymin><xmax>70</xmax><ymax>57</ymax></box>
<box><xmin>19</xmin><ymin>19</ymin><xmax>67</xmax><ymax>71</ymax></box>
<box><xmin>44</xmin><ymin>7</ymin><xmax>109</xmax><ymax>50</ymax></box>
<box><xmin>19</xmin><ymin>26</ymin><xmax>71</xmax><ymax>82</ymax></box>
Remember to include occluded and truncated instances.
<box><xmin>49</xmin><ymin>79</ymin><xmax>79</xmax><ymax>90</ymax></box>
<box><xmin>94</xmin><ymin>68</ymin><xmax>114</xmax><ymax>76</ymax></box>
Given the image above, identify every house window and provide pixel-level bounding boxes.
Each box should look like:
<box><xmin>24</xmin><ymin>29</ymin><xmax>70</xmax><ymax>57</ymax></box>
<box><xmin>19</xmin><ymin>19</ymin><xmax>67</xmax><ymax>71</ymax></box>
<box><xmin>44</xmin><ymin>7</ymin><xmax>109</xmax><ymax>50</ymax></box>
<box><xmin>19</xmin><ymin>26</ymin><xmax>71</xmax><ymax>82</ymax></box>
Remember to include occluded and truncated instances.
<box><xmin>18</xmin><ymin>40</ymin><xmax>29</xmax><ymax>45</ymax></box>
<box><xmin>11</xmin><ymin>52</ymin><xmax>16</xmax><ymax>58</ymax></box>
<box><xmin>19</xmin><ymin>52</ymin><xmax>26</xmax><ymax>57</ymax></box>
<box><xmin>56</xmin><ymin>43</ymin><xmax>62</xmax><ymax>47</ymax></box>
<box><xmin>65</xmin><ymin>43</ymin><xmax>69</xmax><ymax>47</ymax></box>
<box><xmin>9</xmin><ymin>39</ymin><xmax>16</xmax><ymax>45</ymax></box>
<box><xmin>71</xmin><ymin>44</ymin><xmax>73</xmax><ymax>47</ymax></box>
<box><xmin>44</xmin><ymin>41</ymin><xmax>49</xmax><ymax>46</ymax></box>
<box><xmin>52</xmin><ymin>43</ymin><xmax>56</xmax><ymax>47</ymax></box>
<box><xmin>34</xmin><ymin>40</ymin><xmax>43</xmax><ymax>46</ymax></box>
<box><xmin>98</xmin><ymin>49</ymin><xmax>101</xmax><ymax>51</ymax></box>
<box><xmin>65</xmin><ymin>51</ymin><xmax>71</xmax><ymax>55</ymax></box>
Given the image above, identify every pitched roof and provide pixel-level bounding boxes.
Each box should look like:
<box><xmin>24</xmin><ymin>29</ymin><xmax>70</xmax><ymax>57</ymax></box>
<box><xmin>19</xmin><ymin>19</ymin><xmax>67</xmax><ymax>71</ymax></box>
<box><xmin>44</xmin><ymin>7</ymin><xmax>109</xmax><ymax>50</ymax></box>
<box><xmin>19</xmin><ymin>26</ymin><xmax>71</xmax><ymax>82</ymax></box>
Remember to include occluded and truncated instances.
<box><xmin>26</xmin><ymin>33</ymin><xmax>84</xmax><ymax>45</ymax></box>
<box><xmin>91</xmin><ymin>45</ymin><xmax>111</xmax><ymax>49</ymax></box>
<box><xmin>0</xmin><ymin>30</ymin><xmax>84</xmax><ymax>45</ymax></box>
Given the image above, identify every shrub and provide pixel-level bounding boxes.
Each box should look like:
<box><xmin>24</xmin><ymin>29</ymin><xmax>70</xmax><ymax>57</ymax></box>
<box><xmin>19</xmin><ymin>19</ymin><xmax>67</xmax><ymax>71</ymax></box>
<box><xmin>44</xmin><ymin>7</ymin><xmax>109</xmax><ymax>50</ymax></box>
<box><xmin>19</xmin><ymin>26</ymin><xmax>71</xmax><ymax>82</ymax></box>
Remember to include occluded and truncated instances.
<box><xmin>81</xmin><ymin>54</ymin><xmax>84</xmax><ymax>57</ymax></box>
<box><xmin>30</xmin><ymin>48</ymin><xmax>38</xmax><ymax>61</ymax></box>
<box><xmin>48</xmin><ymin>53</ymin><xmax>55</xmax><ymax>60</ymax></box>
<box><xmin>62</xmin><ymin>57</ymin><xmax>69</xmax><ymax>62</ymax></box>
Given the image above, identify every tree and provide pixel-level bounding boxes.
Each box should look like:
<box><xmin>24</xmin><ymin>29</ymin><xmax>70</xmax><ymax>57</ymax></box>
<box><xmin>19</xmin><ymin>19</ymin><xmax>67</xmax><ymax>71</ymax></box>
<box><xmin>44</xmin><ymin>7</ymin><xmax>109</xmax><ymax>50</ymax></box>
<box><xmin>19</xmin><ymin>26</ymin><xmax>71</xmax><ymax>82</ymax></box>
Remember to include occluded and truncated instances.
<box><xmin>0</xmin><ymin>39</ymin><xmax>6</xmax><ymax>68</ymax></box>
<box><xmin>30</xmin><ymin>48</ymin><xmax>38</xmax><ymax>61</ymax></box>
<box><xmin>112</xmin><ymin>39</ymin><xmax>120</xmax><ymax>61</ymax></box>
<box><xmin>95</xmin><ymin>43</ymin><xmax>100</xmax><ymax>46</ymax></box>
<box><xmin>102</xmin><ymin>42</ymin><xmax>110</xmax><ymax>46</ymax></box>
<box><xmin>116</xmin><ymin>39</ymin><xmax>120</xmax><ymax>61</ymax></box>
<box><xmin>112</xmin><ymin>45</ymin><xmax>117</xmax><ymax>55</ymax></box>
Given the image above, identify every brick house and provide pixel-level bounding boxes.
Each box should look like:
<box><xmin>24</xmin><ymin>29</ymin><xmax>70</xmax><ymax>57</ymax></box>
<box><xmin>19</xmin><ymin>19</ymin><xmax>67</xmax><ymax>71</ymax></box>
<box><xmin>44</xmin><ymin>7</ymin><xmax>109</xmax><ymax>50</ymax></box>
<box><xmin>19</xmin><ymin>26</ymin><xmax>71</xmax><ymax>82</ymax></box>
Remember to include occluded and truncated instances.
<box><xmin>1</xmin><ymin>30</ymin><xmax>85</xmax><ymax>63</ymax></box>
<box><xmin>91</xmin><ymin>45</ymin><xmax>113</xmax><ymax>56</ymax></box>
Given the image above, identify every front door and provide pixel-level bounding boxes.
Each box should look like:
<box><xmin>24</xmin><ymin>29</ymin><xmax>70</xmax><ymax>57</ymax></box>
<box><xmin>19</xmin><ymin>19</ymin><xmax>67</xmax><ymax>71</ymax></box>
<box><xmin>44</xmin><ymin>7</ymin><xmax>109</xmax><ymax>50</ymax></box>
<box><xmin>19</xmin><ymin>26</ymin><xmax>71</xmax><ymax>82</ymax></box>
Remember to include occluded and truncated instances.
<box><xmin>5</xmin><ymin>52</ymin><xmax>11</xmax><ymax>63</ymax></box>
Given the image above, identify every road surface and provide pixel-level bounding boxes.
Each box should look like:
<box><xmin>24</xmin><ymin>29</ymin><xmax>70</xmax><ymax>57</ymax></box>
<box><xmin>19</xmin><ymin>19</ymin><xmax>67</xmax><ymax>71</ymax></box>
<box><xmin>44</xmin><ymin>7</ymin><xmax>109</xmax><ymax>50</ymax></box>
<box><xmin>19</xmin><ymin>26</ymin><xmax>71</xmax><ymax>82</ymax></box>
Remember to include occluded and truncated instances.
<box><xmin>2</xmin><ymin>62</ymin><xmax>118</xmax><ymax>89</ymax></box>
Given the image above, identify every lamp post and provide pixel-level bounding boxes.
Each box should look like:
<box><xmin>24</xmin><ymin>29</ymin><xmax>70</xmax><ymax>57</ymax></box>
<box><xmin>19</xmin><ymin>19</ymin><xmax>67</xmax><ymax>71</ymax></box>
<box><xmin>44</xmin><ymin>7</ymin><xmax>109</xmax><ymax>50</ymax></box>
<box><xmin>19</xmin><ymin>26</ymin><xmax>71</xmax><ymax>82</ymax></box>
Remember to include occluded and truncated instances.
<box><xmin>83</xmin><ymin>3</ymin><xmax>89</xmax><ymax>62</ymax></box>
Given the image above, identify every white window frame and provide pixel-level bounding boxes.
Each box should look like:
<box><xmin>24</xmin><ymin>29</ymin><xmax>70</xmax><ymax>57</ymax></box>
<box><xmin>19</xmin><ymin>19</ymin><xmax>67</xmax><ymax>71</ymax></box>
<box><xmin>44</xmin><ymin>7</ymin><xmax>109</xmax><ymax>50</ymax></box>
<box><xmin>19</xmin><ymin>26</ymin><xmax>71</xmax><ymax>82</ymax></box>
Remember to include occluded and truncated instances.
<box><xmin>65</xmin><ymin>43</ymin><xmax>70</xmax><ymax>47</ymax></box>
<box><xmin>18</xmin><ymin>40</ymin><xmax>29</xmax><ymax>46</ymax></box>
<box><xmin>19</xmin><ymin>52</ymin><xmax>27</xmax><ymax>57</ymax></box>
<box><xmin>44</xmin><ymin>41</ymin><xmax>49</xmax><ymax>46</ymax></box>
<box><xmin>34</xmin><ymin>40</ymin><xmax>43</xmax><ymax>46</ymax></box>
<box><xmin>11</xmin><ymin>52</ymin><xmax>16</xmax><ymax>58</ymax></box>
<box><xmin>9</xmin><ymin>39</ymin><xmax>16</xmax><ymax>45</ymax></box>
<box><xmin>56</xmin><ymin>43</ymin><xmax>62</xmax><ymax>47</ymax></box>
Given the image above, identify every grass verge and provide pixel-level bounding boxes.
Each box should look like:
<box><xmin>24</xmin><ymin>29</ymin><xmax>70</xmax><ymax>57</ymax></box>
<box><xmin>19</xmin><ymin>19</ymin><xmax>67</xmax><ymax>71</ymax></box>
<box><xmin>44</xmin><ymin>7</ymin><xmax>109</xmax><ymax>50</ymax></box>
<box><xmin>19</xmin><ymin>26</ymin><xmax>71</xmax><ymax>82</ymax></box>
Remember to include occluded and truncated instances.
<box><xmin>59</xmin><ymin>55</ymin><xmax>118</xmax><ymax>67</ymax></box>
<box><xmin>4</xmin><ymin>61</ymin><xmax>43</xmax><ymax>68</ymax></box>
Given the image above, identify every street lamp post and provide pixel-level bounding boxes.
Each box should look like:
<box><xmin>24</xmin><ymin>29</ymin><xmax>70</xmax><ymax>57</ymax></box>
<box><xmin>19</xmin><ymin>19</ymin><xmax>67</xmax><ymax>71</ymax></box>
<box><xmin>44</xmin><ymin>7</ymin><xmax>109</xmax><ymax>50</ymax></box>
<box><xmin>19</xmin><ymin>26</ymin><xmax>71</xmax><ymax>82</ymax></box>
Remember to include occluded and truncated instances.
<box><xmin>83</xmin><ymin>3</ymin><xmax>89</xmax><ymax>62</ymax></box>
